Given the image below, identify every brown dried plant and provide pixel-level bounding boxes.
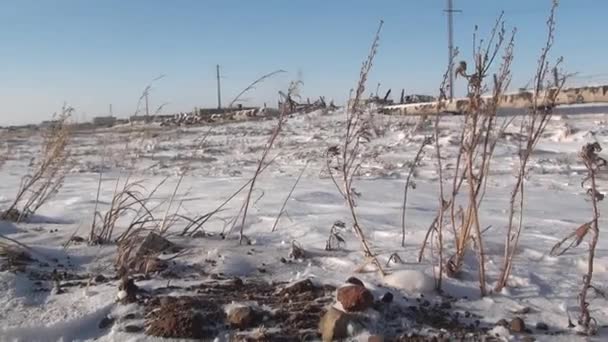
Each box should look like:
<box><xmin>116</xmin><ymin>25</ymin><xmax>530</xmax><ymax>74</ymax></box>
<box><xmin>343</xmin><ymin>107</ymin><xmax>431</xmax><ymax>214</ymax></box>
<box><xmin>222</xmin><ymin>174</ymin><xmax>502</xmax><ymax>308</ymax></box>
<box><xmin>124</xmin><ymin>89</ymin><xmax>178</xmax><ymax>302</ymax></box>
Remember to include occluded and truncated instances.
<box><xmin>495</xmin><ymin>0</ymin><xmax>565</xmax><ymax>292</ymax></box>
<box><xmin>272</xmin><ymin>162</ymin><xmax>308</xmax><ymax>232</ymax></box>
<box><xmin>228</xmin><ymin>69</ymin><xmax>287</xmax><ymax>108</ymax></box>
<box><xmin>579</xmin><ymin>143</ymin><xmax>603</xmax><ymax>335</ymax></box>
<box><xmin>418</xmin><ymin>14</ymin><xmax>516</xmax><ymax>296</ymax></box>
<box><xmin>326</xmin><ymin>20</ymin><xmax>386</xmax><ymax>276</ymax></box>
<box><xmin>89</xmin><ymin>175</ymin><xmax>169</xmax><ymax>244</ymax></box>
<box><xmin>550</xmin><ymin>142</ymin><xmax>605</xmax><ymax>335</ymax></box>
<box><xmin>2</xmin><ymin>105</ymin><xmax>73</xmax><ymax>222</ymax></box>
<box><xmin>401</xmin><ymin>136</ymin><xmax>432</xmax><ymax>247</ymax></box>
<box><xmin>236</xmin><ymin>81</ymin><xmax>301</xmax><ymax>244</ymax></box>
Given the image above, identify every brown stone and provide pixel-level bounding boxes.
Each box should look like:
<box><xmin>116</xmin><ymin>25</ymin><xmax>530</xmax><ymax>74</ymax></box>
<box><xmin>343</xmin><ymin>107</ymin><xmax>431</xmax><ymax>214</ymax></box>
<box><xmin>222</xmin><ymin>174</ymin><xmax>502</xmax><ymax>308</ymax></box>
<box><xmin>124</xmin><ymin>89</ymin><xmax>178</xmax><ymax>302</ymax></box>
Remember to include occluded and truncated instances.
<box><xmin>279</xmin><ymin>278</ymin><xmax>316</xmax><ymax>296</ymax></box>
<box><xmin>337</xmin><ymin>285</ymin><xmax>373</xmax><ymax>312</ymax></box>
<box><xmin>510</xmin><ymin>317</ymin><xmax>526</xmax><ymax>333</ymax></box>
<box><xmin>227</xmin><ymin>306</ymin><xmax>260</xmax><ymax>329</ymax></box>
<box><xmin>319</xmin><ymin>307</ymin><xmax>351</xmax><ymax>341</ymax></box>
<box><xmin>368</xmin><ymin>335</ymin><xmax>384</xmax><ymax>342</ymax></box>
<box><xmin>136</xmin><ymin>232</ymin><xmax>179</xmax><ymax>256</ymax></box>
<box><xmin>118</xmin><ymin>277</ymin><xmax>138</xmax><ymax>304</ymax></box>
<box><xmin>346</xmin><ymin>276</ymin><xmax>365</xmax><ymax>287</ymax></box>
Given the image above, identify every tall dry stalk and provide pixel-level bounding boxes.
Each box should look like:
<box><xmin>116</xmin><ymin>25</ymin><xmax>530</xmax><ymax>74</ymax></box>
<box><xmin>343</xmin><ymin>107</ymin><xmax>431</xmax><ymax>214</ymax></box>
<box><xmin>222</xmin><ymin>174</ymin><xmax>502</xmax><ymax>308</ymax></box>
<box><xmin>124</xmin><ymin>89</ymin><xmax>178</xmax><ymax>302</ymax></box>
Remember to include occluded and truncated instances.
<box><xmin>417</xmin><ymin>15</ymin><xmax>516</xmax><ymax>296</ymax></box>
<box><xmin>454</xmin><ymin>20</ymin><xmax>515</xmax><ymax>296</ymax></box>
<box><xmin>237</xmin><ymin>82</ymin><xmax>300</xmax><ymax>244</ymax></box>
<box><xmin>326</xmin><ymin>20</ymin><xmax>386</xmax><ymax>276</ymax></box>
<box><xmin>272</xmin><ymin>162</ymin><xmax>308</xmax><ymax>232</ymax></box>
<box><xmin>495</xmin><ymin>0</ymin><xmax>565</xmax><ymax>292</ymax></box>
<box><xmin>2</xmin><ymin>105</ymin><xmax>73</xmax><ymax>222</ymax></box>
<box><xmin>578</xmin><ymin>142</ymin><xmax>604</xmax><ymax>334</ymax></box>
<box><xmin>428</xmin><ymin>53</ymin><xmax>459</xmax><ymax>291</ymax></box>
<box><xmin>229</xmin><ymin>70</ymin><xmax>286</xmax><ymax>108</ymax></box>
<box><xmin>401</xmin><ymin>136</ymin><xmax>431</xmax><ymax>247</ymax></box>
<box><xmin>550</xmin><ymin>142</ymin><xmax>605</xmax><ymax>335</ymax></box>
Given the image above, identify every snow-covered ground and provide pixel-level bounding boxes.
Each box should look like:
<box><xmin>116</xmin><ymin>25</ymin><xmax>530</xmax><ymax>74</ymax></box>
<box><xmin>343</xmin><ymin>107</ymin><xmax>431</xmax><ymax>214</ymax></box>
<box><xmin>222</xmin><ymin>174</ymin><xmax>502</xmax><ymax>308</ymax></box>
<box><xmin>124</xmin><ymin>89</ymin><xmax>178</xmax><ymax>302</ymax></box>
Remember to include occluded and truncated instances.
<box><xmin>2</xmin><ymin>108</ymin><xmax>608</xmax><ymax>341</ymax></box>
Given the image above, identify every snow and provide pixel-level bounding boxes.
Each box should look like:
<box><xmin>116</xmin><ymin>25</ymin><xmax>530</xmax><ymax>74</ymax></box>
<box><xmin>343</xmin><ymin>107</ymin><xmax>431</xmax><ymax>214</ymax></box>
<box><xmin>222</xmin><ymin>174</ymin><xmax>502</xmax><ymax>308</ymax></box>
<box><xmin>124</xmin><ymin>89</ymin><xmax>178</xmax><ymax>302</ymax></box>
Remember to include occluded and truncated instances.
<box><xmin>383</xmin><ymin>270</ymin><xmax>435</xmax><ymax>294</ymax></box>
<box><xmin>1</xmin><ymin>108</ymin><xmax>608</xmax><ymax>340</ymax></box>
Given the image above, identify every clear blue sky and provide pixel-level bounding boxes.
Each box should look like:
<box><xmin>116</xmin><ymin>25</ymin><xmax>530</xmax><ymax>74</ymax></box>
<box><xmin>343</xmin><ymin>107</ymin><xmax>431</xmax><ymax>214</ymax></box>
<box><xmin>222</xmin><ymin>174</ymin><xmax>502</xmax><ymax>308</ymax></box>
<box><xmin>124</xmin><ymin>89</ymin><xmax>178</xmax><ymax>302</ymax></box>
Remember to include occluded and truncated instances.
<box><xmin>0</xmin><ymin>0</ymin><xmax>606</xmax><ymax>125</ymax></box>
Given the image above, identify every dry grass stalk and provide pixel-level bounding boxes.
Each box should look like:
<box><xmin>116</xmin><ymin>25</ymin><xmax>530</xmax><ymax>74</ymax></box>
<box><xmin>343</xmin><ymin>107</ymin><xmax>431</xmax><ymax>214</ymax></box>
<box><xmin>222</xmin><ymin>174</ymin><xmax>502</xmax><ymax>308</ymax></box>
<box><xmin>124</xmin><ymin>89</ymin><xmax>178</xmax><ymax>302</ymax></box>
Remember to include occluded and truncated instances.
<box><xmin>577</xmin><ymin>142</ymin><xmax>604</xmax><ymax>334</ymax></box>
<box><xmin>428</xmin><ymin>54</ymin><xmax>458</xmax><ymax>291</ymax></box>
<box><xmin>89</xmin><ymin>175</ymin><xmax>159</xmax><ymax>244</ymax></box>
<box><xmin>495</xmin><ymin>0</ymin><xmax>565</xmax><ymax>292</ymax></box>
<box><xmin>236</xmin><ymin>81</ymin><xmax>300</xmax><ymax>244</ymax></box>
<box><xmin>180</xmin><ymin>154</ymin><xmax>280</xmax><ymax>237</ymax></box>
<box><xmin>272</xmin><ymin>162</ymin><xmax>308</xmax><ymax>232</ymax></box>
<box><xmin>418</xmin><ymin>15</ymin><xmax>515</xmax><ymax>296</ymax></box>
<box><xmin>2</xmin><ymin>106</ymin><xmax>73</xmax><ymax>222</ymax></box>
<box><xmin>400</xmin><ymin>136</ymin><xmax>432</xmax><ymax>247</ymax></box>
<box><xmin>550</xmin><ymin>143</ymin><xmax>606</xmax><ymax>334</ymax></box>
<box><xmin>133</xmin><ymin>75</ymin><xmax>166</xmax><ymax>117</ymax></box>
<box><xmin>229</xmin><ymin>69</ymin><xmax>286</xmax><ymax>108</ymax></box>
<box><xmin>326</xmin><ymin>20</ymin><xmax>386</xmax><ymax>276</ymax></box>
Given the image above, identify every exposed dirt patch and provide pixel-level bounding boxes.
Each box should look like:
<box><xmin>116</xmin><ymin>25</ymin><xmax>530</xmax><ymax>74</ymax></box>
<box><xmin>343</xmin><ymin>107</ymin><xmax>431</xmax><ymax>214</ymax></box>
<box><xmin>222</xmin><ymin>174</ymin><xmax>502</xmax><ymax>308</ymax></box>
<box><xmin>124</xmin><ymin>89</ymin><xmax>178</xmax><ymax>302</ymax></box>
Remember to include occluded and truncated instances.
<box><xmin>146</xmin><ymin>296</ymin><xmax>225</xmax><ymax>339</ymax></box>
<box><xmin>140</xmin><ymin>276</ymin><xmax>500</xmax><ymax>341</ymax></box>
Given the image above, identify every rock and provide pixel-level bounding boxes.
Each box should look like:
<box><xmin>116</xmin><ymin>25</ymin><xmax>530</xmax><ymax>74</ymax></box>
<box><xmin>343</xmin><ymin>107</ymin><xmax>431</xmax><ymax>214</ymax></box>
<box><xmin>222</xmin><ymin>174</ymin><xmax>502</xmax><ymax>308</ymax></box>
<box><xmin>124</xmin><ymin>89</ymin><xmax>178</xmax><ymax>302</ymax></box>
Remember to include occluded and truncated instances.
<box><xmin>94</xmin><ymin>274</ymin><xmax>107</xmax><ymax>283</ymax></box>
<box><xmin>136</xmin><ymin>232</ymin><xmax>179</xmax><ymax>256</ymax></box>
<box><xmin>510</xmin><ymin>317</ymin><xmax>526</xmax><ymax>333</ymax></box>
<box><xmin>535</xmin><ymin>322</ymin><xmax>549</xmax><ymax>331</ymax></box>
<box><xmin>380</xmin><ymin>292</ymin><xmax>394</xmax><ymax>304</ymax></box>
<box><xmin>513</xmin><ymin>306</ymin><xmax>532</xmax><ymax>314</ymax></box>
<box><xmin>123</xmin><ymin>313</ymin><xmax>138</xmax><ymax>320</ymax></box>
<box><xmin>98</xmin><ymin>316</ymin><xmax>115</xmax><ymax>329</ymax></box>
<box><xmin>319</xmin><ymin>307</ymin><xmax>352</xmax><ymax>341</ymax></box>
<box><xmin>1</xmin><ymin>209</ymin><xmax>21</xmax><ymax>222</ymax></box>
<box><xmin>280</xmin><ymin>278</ymin><xmax>316</xmax><ymax>296</ymax></box>
<box><xmin>118</xmin><ymin>277</ymin><xmax>138</xmax><ymax>304</ymax></box>
<box><xmin>227</xmin><ymin>306</ymin><xmax>260</xmax><ymax>329</ymax></box>
<box><xmin>124</xmin><ymin>325</ymin><xmax>143</xmax><ymax>333</ymax></box>
<box><xmin>346</xmin><ymin>277</ymin><xmax>365</xmax><ymax>287</ymax></box>
<box><xmin>368</xmin><ymin>335</ymin><xmax>384</xmax><ymax>342</ymax></box>
<box><xmin>337</xmin><ymin>285</ymin><xmax>373</xmax><ymax>312</ymax></box>
<box><xmin>522</xmin><ymin>337</ymin><xmax>536</xmax><ymax>342</ymax></box>
<box><xmin>192</xmin><ymin>231</ymin><xmax>205</xmax><ymax>238</ymax></box>
<box><xmin>69</xmin><ymin>236</ymin><xmax>85</xmax><ymax>243</ymax></box>
<box><xmin>496</xmin><ymin>319</ymin><xmax>509</xmax><ymax>327</ymax></box>
<box><xmin>117</xmin><ymin>232</ymin><xmax>176</xmax><ymax>274</ymax></box>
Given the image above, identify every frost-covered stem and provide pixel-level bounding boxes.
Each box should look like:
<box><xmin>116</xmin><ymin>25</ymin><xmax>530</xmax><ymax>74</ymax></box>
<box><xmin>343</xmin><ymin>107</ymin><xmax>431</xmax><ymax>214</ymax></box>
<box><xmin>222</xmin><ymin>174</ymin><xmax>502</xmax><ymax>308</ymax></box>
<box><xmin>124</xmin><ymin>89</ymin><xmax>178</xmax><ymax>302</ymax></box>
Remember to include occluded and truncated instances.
<box><xmin>466</xmin><ymin>150</ymin><xmax>487</xmax><ymax>296</ymax></box>
<box><xmin>239</xmin><ymin>112</ymin><xmax>286</xmax><ymax>244</ymax></box>
<box><xmin>401</xmin><ymin>138</ymin><xmax>429</xmax><ymax>247</ymax></box>
<box><xmin>89</xmin><ymin>158</ymin><xmax>104</xmax><ymax>242</ymax></box>
<box><xmin>325</xmin><ymin>150</ymin><xmax>346</xmax><ymax>200</ymax></box>
<box><xmin>272</xmin><ymin>162</ymin><xmax>307</xmax><ymax>232</ymax></box>
<box><xmin>334</xmin><ymin>20</ymin><xmax>385</xmax><ymax>276</ymax></box>
<box><xmin>495</xmin><ymin>0</ymin><xmax>561</xmax><ymax>291</ymax></box>
<box><xmin>433</xmin><ymin>116</ymin><xmax>445</xmax><ymax>290</ymax></box>
<box><xmin>579</xmin><ymin>172</ymin><xmax>599</xmax><ymax>331</ymax></box>
<box><xmin>578</xmin><ymin>143</ymin><xmax>602</xmax><ymax>333</ymax></box>
<box><xmin>229</xmin><ymin>70</ymin><xmax>286</xmax><ymax>108</ymax></box>
<box><xmin>158</xmin><ymin>174</ymin><xmax>184</xmax><ymax>235</ymax></box>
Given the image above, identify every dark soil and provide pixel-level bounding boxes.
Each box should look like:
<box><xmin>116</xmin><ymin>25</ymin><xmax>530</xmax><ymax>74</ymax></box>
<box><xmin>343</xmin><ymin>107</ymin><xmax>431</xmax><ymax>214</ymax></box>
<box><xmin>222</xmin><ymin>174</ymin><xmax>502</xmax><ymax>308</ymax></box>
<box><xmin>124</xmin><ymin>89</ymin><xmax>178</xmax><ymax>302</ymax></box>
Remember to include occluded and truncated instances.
<box><xmin>138</xmin><ymin>276</ymin><xmax>500</xmax><ymax>341</ymax></box>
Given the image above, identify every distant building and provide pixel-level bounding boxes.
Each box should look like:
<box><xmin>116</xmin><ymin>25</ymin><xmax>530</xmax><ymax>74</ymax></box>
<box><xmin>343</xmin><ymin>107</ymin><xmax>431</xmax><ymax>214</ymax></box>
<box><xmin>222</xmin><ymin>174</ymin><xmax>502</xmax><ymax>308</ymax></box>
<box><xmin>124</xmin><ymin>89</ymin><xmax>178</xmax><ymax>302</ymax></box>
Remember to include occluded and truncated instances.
<box><xmin>40</xmin><ymin>120</ymin><xmax>60</xmax><ymax>128</ymax></box>
<box><xmin>93</xmin><ymin>116</ymin><xmax>117</xmax><ymax>127</ymax></box>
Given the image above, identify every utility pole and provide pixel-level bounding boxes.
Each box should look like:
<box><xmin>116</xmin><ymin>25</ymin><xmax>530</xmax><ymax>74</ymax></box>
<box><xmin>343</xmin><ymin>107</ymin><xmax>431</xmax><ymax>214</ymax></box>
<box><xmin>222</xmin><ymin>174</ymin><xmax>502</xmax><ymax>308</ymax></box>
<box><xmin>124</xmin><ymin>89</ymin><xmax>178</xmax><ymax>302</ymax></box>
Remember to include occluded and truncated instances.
<box><xmin>445</xmin><ymin>0</ymin><xmax>461</xmax><ymax>101</ymax></box>
<box><xmin>216</xmin><ymin>64</ymin><xmax>222</xmax><ymax>109</ymax></box>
